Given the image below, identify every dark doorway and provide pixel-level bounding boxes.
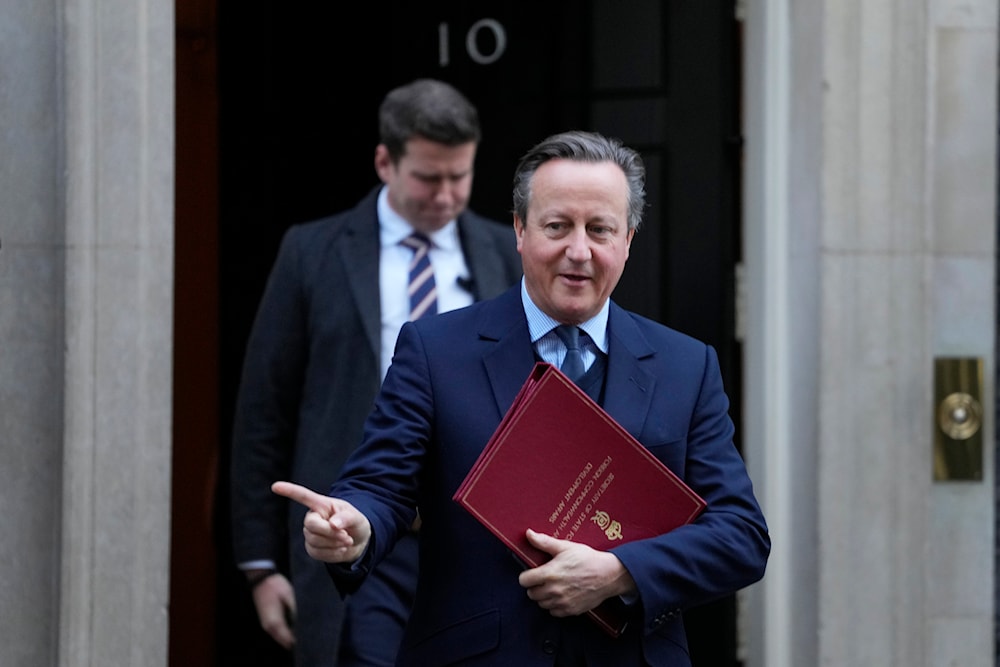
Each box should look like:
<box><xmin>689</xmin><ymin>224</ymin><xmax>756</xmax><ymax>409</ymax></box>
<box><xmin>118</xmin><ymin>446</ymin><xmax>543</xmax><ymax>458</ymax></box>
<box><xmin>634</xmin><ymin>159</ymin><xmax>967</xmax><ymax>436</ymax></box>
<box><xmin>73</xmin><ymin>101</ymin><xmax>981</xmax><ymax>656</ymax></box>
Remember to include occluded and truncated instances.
<box><xmin>173</xmin><ymin>2</ymin><xmax>743</xmax><ymax>665</ymax></box>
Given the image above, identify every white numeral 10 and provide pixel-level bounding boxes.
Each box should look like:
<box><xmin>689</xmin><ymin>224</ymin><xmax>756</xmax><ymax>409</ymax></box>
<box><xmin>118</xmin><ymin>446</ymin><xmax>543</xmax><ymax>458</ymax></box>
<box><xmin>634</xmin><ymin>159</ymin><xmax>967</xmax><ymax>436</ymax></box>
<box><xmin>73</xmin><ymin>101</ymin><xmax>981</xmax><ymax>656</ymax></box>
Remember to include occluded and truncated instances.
<box><xmin>439</xmin><ymin>19</ymin><xmax>507</xmax><ymax>66</ymax></box>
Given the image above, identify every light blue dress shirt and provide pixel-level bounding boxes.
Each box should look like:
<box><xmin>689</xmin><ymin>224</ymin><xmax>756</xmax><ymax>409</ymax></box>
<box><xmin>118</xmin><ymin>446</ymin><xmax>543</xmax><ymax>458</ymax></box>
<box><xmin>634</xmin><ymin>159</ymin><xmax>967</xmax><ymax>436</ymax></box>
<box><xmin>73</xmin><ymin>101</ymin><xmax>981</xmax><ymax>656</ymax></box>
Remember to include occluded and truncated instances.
<box><xmin>520</xmin><ymin>278</ymin><xmax>609</xmax><ymax>372</ymax></box>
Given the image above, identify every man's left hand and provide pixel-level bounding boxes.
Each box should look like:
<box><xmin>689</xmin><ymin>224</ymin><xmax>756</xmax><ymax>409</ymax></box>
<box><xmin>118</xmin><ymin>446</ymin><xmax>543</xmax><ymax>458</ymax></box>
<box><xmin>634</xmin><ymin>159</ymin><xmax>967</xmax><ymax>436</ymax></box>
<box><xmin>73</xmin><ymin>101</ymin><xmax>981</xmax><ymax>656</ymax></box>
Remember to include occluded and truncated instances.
<box><xmin>517</xmin><ymin>528</ymin><xmax>637</xmax><ymax>617</ymax></box>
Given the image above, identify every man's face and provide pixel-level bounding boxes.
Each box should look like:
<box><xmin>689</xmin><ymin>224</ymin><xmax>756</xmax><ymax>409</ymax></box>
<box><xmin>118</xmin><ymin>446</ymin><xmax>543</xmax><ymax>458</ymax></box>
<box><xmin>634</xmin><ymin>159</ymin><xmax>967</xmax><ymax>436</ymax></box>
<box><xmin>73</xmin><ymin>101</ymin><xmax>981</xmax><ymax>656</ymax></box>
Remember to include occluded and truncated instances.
<box><xmin>375</xmin><ymin>136</ymin><xmax>477</xmax><ymax>233</ymax></box>
<box><xmin>515</xmin><ymin>159</ymin><xmax>634</xmax><ymax>325</ymax></box>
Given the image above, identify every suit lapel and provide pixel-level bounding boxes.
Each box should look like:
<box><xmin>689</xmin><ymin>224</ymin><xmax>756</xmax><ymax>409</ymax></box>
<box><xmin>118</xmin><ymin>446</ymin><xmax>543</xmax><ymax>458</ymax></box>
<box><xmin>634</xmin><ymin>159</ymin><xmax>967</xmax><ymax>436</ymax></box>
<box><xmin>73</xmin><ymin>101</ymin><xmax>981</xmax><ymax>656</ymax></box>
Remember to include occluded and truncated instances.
<box><xmin>338</xmin><ymin>189</ymin><xmax>381</xmax><ymax>361</ymax></box>
<box><xmin>478</xmin><ymin>287</ymin><xmax>538</xmax><ymax>416</ymax></box>
<box><xmin>601</xmin><ymin>303</ymin><xmax>657</xmax><ymax>439</ymax></box>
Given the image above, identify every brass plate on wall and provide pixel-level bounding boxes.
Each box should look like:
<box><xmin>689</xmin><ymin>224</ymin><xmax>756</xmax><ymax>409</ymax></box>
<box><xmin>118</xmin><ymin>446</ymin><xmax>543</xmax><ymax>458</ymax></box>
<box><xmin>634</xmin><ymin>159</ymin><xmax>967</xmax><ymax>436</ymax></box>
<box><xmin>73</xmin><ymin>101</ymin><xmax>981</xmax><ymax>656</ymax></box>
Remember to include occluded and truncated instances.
<box><xmin>933</xmin><ymin>357</ymin><xmax>984</xmax><ymax>481</ymax></box>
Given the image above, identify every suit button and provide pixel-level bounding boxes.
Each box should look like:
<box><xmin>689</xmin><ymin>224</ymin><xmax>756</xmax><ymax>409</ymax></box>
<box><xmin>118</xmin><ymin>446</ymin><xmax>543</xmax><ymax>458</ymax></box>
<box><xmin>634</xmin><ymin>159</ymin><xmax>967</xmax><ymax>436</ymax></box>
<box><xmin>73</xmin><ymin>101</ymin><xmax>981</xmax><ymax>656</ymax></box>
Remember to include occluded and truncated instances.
<box><xmin>542</xmin><ymin>639</ymin><xmax>557</xmax><ymax>655</ymax></box>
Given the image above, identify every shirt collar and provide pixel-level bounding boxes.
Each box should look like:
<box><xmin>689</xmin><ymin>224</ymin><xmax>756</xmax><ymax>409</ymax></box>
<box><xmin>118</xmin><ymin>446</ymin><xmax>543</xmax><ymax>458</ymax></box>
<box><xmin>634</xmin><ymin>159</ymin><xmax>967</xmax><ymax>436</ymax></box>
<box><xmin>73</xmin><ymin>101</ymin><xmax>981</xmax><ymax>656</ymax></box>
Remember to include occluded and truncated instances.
<box><xmin>520</xmin><ymin>278</ymin><xmax>610</xmax><ymax>354</ymax></box>
<box><xmin>377</xmin><ymin>186</ymin><xmax>461</xmax><ymax>251</ymax></box>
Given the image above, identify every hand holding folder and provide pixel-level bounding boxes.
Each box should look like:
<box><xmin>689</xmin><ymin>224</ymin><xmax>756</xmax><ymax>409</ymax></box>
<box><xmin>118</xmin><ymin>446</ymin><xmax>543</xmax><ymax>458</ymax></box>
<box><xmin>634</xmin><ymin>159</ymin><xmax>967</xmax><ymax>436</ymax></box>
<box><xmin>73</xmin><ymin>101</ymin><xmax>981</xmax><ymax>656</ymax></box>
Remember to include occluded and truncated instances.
<box><xmin>453</xmin><ymin>362</ymin><xmax>706</xmax><ymax>636</ymax></box>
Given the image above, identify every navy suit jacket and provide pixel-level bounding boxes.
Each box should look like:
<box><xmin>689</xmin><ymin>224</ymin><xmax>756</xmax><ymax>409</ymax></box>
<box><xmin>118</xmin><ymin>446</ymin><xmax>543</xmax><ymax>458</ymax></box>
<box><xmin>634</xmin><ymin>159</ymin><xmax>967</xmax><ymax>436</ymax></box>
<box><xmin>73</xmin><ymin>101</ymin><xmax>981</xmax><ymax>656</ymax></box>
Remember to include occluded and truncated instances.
<box><xmin>230</xmin><ymin>186</ymin><xmax>522</xmax><ymax>664</ymax></box>
<box><xmin>329</xmin><ymin>285</ymin><xmax>770</xmax><ymax>666</ymax></box>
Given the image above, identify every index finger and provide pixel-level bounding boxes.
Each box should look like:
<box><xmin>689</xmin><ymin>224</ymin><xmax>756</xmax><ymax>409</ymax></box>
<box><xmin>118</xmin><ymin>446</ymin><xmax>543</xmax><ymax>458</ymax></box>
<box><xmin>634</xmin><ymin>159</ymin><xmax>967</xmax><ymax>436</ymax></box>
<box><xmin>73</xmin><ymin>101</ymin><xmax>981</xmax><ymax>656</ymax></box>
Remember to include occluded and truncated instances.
<box><xmin>271</xmin><ymin>481</ymin><xmax>332</xmax><ymax>515</ymax></box>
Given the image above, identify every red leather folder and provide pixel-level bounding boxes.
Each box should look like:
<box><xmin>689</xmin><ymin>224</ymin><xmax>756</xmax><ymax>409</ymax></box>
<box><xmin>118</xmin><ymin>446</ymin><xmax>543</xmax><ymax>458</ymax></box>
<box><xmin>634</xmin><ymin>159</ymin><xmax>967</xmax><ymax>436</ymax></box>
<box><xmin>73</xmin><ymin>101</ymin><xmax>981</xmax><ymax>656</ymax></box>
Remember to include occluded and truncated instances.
<box><xmin>453</xmin><ymin>362</ymin><xmax>706</xmax><ymax>637</ymax></box>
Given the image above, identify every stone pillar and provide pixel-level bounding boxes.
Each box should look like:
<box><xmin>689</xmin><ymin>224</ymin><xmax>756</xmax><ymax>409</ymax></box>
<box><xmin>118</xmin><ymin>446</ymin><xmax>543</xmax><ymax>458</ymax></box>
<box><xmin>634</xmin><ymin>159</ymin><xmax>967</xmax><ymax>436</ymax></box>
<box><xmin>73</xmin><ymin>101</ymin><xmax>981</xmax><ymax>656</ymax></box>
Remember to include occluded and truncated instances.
<box><xmin>743</xmin><ymin>0</ymin><xmax>997</xmax><ymax>665</ymax></box>
<box><xmin>0</xmin><ymin>0</ymin><xmax>174</xmax><ymax>665</ymax></box>
<box><xmin>818</xmin><ymin>1</ymin><xmax>935</xmax><ymax>664</ymax></box>
<box><xmin>60</xmin><ymin>0</ymin><xmax>175</xmax><ymax>663</ymax></box>
<box><xmin>0</xmin><ymin>2</ymin><xmax>64</xmax><ymax>662</ymax></box>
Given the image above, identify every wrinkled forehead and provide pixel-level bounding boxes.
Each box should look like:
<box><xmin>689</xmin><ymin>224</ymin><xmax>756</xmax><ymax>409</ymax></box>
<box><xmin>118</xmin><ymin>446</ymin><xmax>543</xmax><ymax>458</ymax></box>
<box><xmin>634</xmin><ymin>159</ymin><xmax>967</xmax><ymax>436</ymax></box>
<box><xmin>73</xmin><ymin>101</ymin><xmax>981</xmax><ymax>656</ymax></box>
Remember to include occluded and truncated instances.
<box><xmin>526</xmin><ymin>160</ymin><xmax>629</xmax><ymax>215</ymax></box>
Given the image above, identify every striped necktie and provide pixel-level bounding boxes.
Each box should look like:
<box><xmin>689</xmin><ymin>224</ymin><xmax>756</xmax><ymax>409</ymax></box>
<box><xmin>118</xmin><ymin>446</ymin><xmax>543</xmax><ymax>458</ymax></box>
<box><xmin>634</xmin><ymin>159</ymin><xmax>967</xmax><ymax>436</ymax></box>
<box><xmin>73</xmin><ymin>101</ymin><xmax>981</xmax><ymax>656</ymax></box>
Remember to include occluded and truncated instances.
<box><xmin>554</xmin><ymin>325</ymin><xmax>585</xmax><ymax>383</ymax></box>
<box><xmin>401</xmin><ymin>233</ymin><xmax>437</xmax><ymax>320</ymax></box>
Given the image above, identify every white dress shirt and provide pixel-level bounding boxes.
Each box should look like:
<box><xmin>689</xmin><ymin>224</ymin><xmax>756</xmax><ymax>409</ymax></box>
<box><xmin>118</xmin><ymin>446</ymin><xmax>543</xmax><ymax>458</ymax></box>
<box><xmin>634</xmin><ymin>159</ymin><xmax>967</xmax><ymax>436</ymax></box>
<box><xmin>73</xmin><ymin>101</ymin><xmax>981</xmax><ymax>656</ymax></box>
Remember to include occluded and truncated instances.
<box><xmin>378</xmin><ymin>187</ymin><xmax>474</xmax><ymax>380</ymax></box>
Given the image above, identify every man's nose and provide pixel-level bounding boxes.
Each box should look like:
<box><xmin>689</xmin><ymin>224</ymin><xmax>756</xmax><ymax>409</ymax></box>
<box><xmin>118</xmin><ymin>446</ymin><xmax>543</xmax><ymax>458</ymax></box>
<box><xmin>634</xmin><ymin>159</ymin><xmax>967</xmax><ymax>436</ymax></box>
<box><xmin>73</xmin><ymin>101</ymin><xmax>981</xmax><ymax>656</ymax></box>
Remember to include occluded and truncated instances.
<box><xmin>433</xmin><ymin>181</ymin><xmax>458</xmax><ymax>205</ymax></box>
<box><xmin>565</xmin><ymin>228</ymin><xmax>592</xmax><ymax>262</ymax></box>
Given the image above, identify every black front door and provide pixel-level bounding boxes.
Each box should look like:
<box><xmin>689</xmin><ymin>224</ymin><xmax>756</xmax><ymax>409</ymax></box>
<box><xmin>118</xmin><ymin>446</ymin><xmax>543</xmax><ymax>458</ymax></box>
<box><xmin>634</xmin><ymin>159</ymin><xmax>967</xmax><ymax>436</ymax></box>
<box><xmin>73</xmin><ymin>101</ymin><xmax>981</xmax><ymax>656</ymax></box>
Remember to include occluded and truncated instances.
<box><xmin>211</xmin><ymin>2</ymin><xmax>743</xmax><ymax>665</ymax></box>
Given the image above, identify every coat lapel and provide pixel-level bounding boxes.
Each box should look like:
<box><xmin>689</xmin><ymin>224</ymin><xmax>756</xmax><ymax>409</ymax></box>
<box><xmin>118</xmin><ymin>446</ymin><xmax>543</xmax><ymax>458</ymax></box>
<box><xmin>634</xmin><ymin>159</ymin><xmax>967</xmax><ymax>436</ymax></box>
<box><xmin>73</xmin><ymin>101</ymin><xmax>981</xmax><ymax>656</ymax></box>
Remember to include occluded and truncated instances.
<box><xmin>338</xmin><ymin>189</ymin><xmax>382</xmax><ymax>361</ymax></box>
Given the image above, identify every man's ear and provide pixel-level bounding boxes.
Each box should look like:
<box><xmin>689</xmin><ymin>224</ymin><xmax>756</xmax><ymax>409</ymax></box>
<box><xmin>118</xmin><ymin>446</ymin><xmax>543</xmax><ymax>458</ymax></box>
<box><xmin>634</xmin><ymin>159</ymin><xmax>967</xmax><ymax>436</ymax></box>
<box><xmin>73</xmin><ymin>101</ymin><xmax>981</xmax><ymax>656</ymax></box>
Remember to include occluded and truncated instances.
<box><xmin>513</xmin><ymin>215</ymin><xmax>525</xmax><ymax>251</ymax></box>
<box><xmin>374</xmin><ymin>144</ymin><xmax>392</xmax><ymax>183</ymax></box>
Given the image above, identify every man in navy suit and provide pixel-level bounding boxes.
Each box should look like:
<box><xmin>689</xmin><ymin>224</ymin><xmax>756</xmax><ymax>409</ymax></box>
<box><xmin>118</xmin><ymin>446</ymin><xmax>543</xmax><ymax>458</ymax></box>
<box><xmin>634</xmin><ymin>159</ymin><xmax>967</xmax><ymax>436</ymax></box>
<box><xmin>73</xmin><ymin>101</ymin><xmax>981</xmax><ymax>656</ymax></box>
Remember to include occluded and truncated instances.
<box><xmin>274</xmin><ymin>130</ymin><xmax>770</xmax><ymax>666</ymax></box>
<box><xmin>230</xmin><ymin>79</ymin><xmax>522</xmax><ymax>666</ymax></box>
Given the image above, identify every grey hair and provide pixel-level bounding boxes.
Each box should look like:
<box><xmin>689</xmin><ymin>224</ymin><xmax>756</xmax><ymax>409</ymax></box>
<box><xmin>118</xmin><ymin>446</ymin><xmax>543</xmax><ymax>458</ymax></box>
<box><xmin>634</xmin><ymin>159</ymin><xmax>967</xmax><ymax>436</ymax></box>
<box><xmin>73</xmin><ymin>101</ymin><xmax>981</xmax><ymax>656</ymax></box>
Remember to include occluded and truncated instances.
<box><xmin>511</xmin><ymin>130</ymin><xmax>646</xmax><ymax>231</ymax></box>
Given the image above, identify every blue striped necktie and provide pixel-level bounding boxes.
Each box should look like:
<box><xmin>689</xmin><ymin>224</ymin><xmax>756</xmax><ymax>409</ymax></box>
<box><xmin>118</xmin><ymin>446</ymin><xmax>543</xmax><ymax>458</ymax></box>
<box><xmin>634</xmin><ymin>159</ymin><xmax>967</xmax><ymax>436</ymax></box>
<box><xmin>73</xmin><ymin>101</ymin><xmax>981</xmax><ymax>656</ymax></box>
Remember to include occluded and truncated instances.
<box><xmin>554</xmin><ymin>325</ymin><xmax>585</xmax><ymax>383</ymax></box>
<box><xmin>401</xmin><ymin>233</ymin><xmax>437</xmax><ymax>320</ymax></box>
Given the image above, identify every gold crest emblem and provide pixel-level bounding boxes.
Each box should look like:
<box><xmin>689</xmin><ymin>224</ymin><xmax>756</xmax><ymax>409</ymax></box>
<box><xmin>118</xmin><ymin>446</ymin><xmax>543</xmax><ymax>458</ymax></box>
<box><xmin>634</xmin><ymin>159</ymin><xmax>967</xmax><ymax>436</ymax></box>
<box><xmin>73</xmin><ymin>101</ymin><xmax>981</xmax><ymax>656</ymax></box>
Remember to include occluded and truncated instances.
<box><xmin>591</xmin><ymin>510</ymin><xmax>624</xmax><ymax>541</ymax></box>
